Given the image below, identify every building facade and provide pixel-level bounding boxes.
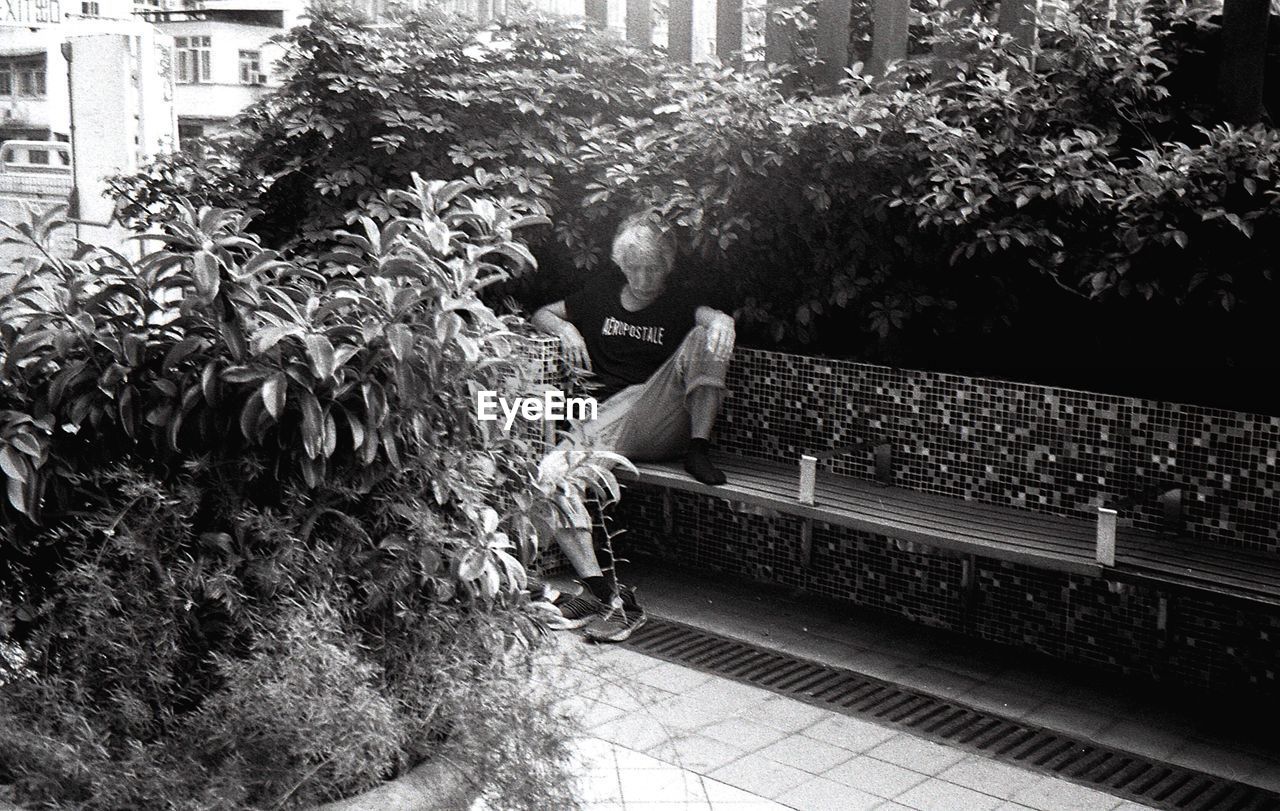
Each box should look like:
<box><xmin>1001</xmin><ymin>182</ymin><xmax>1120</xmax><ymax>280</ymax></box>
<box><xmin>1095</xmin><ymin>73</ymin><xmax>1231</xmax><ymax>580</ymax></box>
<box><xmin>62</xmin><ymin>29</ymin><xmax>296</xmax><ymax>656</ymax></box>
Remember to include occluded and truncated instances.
<box><xmin>133</xmin><ymin>0</ymin><xmax>305</xmax><ymax>140</ymax></box>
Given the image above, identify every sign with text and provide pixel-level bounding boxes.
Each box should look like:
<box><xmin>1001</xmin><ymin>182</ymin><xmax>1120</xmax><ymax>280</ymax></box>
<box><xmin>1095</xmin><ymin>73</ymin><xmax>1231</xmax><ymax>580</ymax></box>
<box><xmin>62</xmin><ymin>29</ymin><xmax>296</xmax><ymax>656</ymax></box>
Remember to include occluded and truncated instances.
<box><xmin>2</xmin><ymin>0</ymin><xmax>62</xmax><ymax>25</ymax></box>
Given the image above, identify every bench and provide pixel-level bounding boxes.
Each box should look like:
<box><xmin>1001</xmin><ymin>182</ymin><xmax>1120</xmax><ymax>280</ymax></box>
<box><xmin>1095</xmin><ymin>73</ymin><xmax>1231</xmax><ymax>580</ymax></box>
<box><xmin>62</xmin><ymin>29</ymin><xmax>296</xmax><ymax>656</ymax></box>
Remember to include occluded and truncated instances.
<box><xmin>620</xmin><ymin>445</ymin><xmax>1280</xmax><ymax>611</ymax></box>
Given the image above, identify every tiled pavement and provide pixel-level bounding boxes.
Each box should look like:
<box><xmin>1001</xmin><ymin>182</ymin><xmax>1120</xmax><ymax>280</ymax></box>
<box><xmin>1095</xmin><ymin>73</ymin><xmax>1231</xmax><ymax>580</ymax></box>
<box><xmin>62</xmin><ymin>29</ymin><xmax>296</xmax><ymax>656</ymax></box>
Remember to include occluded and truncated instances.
<box><xmin>555</xmin><ymin>644</ymin><xmax>1154</xmax><ymax>810</ymax></box>
<box><xmin>538</xmin><ymin>560</ymin><xmax>1280</xmax><ymax>809</ymax></box>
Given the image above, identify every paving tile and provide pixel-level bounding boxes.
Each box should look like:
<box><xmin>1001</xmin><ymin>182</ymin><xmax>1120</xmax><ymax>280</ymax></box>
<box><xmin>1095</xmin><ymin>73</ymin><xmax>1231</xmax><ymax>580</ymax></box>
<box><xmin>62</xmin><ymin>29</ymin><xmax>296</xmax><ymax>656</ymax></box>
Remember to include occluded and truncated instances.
<box><xmin>578</xmin><ymin>645</ymin><xmax>665</xmax><ymax>678</ymax></box>
<box><xmin>648</xmin><ymin>732</ymin><xmax>751</xmax><ymax>774</ymax></box>
<box><xmin>1163</xmin><ymin>741</ymin><xmax>1266</xmax><ymax>781</ymax></box>
<box><xmin>821</xmin><ymin>755</ymin><xmax>929</xmax><ymax>798</ymax></box>
<box><xmin>1021</xmin><ymin>701</ymin><xmax>1114</xmax><ymax>738</ymax></box>
<box><xmin>618</xmin><ymin>766</ymin><xmax>709</xmax><ymax>803</ymax></box>
<box><xmin>776</xmin><ymin>776</ymin><xmax>882</xmax><ymax>810</ymax></box>
<box><xmin>1091</xmin><ymin>720</ymin><xmax>1189</xmax><ymax>760</ymax></box>
<box><xmin>755</xmin><ymin>734</ymin><xmax>856</xmax><ymax>774</ymax></box>
<box><xmin>568</xmin><ymin>697</ymin><xmax>628</xmax><ymax>728</ymax></box>
<box><xmin>844</xmin><ymin>650</ymin><xmax>916</xmax><ymax>682</ymax></box>
<box><xmin>615</xmin><ymin>745</ymin><xmax>676</xmax><ymax>769</ymax></box>
<box><xmin>634</xmin><ymin>661</ymin><xmax>716</xmax><ymax>693</ymax></box>
<box><xmin>955</xmin><ymin>683</ymin><xmax>1047</xmax><ymax>719</ymax></box>
<box><xmin>580</xmin><ymin>776</ymin><xmax>626</xmax><ymax>805</ymax></box>
<box><xmin>593</xmin><ymin>714</ymin><xmax>679</xmax><ymax>752</ymax></box>
<box><xmin>625</xmin><ymin>803</ymin><xmax>713</xmax><ymax>810</ymax></box>
<box><xmin>802</xmin><ymin>715</ymin><xmax>898</xmax><ymax>753</ymax></box>
<box><xmin>582</xmin><ymin>803</ymin><xmax>626</xmax><ymax>811</ymax></box>
<box><xmin>935</xmin><ymin>756</ymin><xmax>1043</xmax><ymax>799</ymax></box>
<box><xmin>915</xmin><ymin>648</ymin><xmax>1008</xmax><ymax>682</ymax></box>
<box><xmin>1242</xmin><ymin>765</ymin><xmax>1280</xmax><ymax>794</ymax></box>
<box><xmin>682</xmin><ymin>677</ymin><xmax>774</xmax><ymax>710</ymax></box>
<box><xmin>896</xmin><ymin>665</ymin><xmax>985</xmax><ymax>699</ymax></box>
<box><xmin>587</xmin><ymin>679</ymin><xmax>678</xmax><ymax>712</ymax></box>
<box><xmin>701</xmin><ymin>716</ymin><xmax>791</xmax><ymax>751</ymax></box>
<box><xmin>708</xmin><ymin>753</ymin><xmax>814</xmax><ymax>799</ymax></box>
<box><xmin>865</xmin><ymin>734</ymin><xmax>968</xmax><ymax>776</ymax></box>
<box><xmin>1009</xmin><ymin>775</ymin><xmax>1127</xmax><ymax>811</ymax></box>
<box><xmin>570</xmin><ymin>735</ymin><xmax>619</xmax><ymax>772</ymax></box>
<box><xmin>738</xmin><ymin>695</ymin><xmax>832</xmax><ymax>733</ymax></box>
<box><xmin>702</xmin><ymin>775</ymin><xmax>783</xmax><ymax>804</ymax></box>
<box><xmin>894</xmin><ymin>777</ymin><xmax>1004</xmax><ymax>811</ymax></box>
<box><xmin>643</xmin><ymin>694</ymin><xmax>743</xmax><ymax>731</ymax></box>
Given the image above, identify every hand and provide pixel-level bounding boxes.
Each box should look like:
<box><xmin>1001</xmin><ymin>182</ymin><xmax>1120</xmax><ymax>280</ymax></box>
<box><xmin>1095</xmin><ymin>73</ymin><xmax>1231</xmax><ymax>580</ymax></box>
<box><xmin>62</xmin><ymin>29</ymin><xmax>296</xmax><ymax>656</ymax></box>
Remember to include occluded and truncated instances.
<box><xmin>705</xmin><ymin>312</ymin><xmax>735</xmax><ymax>362</ymax></box>
<box><xmin>557</xmin><ymin>322</ymin><xmax>592</xmax><ymax>371</ymax></box>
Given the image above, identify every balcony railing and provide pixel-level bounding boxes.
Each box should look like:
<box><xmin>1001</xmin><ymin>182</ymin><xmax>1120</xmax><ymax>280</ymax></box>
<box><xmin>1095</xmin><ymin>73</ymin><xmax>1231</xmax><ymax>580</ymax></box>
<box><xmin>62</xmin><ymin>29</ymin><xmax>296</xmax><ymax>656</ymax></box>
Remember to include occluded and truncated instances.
<box><xmin>449</xmin><ymin>0</ymin><xmax>1040</xmax><ymax>85</ymax></box>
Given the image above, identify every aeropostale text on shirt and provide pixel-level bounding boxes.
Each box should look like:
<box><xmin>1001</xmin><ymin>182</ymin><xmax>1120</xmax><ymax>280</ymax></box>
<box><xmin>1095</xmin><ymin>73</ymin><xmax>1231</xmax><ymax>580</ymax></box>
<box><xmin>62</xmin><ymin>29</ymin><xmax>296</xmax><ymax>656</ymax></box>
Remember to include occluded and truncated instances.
<box><xmin>600</xmin><ymin>316</ymin><xmax>665</xmax><ymax>345</ymax></box>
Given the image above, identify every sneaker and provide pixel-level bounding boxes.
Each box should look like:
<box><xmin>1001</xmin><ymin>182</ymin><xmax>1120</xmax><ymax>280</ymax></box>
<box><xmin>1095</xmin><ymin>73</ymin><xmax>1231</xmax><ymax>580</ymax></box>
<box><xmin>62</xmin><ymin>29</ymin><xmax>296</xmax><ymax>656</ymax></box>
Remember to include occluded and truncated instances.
<box><xmin>546</xmin><ymin>590</ymin><xmax>612</xmax><ymax>630</ymax></box>
<box><xmin>583</xmin><ymin>586</ymin><xmax>647</xmax><ymax>643</ymax></box>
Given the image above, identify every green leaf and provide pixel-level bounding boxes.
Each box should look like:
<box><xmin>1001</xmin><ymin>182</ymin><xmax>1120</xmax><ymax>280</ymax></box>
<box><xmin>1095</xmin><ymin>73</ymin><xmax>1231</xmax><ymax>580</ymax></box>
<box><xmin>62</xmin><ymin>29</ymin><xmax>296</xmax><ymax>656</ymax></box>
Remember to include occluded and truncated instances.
<box><xmin>387</xmin><ymin>324</ymin><xmax>413</xmax><ymax>361</ymax></box>
<box><xmin>0</xmin><ymin>446</ymin><xmax>30</xmax><ymax>483</ymax></box>
<box><xmin>304</xmin><ymin>334</ymin><xmax>337</xmax><ymax>380</ymax></box>
<box><xmin>262</xmin><ymin>373</ymin><xmax>287</xmax><ymax>419</ymax></box>
<box><xmin>192</xmin><ymin>251</ymin><xmax>220</xmax><ymax>300</ymax></box>
<box><xmin>458</xmin><ymin>548</ymin><xmax>486</xmax><ymax>580</ymax></box>
<box><xmin>301</xmin><ymin>393</ymin><xmax>324</xmax><ymax>459</ymax></box>
<box><xmin>10</xmin><ymin>433</ymin><xmax>42</xmax><ymax>457</ymax></box>
<box><xmin>6</xmin><ymin>475</ymin><xmax>28</xmax><ymax>515</ymax></box>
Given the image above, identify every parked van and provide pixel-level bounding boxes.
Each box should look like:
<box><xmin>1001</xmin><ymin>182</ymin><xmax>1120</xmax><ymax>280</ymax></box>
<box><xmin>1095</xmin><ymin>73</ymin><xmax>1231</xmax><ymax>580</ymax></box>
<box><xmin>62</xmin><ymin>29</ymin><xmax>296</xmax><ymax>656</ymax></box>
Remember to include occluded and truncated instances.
<box><xmin>0</xmin><ymin>141</ymin><xmax>72</xmax><ymax>175</ymax></box>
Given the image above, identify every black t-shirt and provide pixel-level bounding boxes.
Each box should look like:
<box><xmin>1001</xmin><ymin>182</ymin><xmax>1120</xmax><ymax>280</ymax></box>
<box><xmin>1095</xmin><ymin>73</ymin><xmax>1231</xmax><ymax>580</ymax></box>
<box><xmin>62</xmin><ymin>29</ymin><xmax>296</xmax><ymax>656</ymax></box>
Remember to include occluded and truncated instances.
<box><xmin>564</xmin><ymin>274</ymin><xmax>699</xmax><ymax>401</ymax></box>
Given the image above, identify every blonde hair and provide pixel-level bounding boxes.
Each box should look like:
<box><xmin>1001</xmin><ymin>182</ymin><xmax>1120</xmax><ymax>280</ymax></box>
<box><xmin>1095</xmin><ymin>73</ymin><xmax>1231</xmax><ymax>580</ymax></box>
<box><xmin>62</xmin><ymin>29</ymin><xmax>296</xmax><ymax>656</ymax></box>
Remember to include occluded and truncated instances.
<box><xmin>611</xmin><ymin>211</ymin><xmax>677</xmax><ymax>273</ymax></box>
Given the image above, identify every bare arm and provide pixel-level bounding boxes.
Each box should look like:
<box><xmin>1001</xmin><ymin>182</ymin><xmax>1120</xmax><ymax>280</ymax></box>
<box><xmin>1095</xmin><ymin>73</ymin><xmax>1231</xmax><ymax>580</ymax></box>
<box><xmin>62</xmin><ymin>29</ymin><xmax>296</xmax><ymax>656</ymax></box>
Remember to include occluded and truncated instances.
<box><xmin>532</xmin><ymin>300</ymin><xmax>591</xmax><ymax>371</ymax></box>
<box><xmin>695</xmin><ymin>305</ymin><xmax>735</xmax><ymax>361</ymax></box>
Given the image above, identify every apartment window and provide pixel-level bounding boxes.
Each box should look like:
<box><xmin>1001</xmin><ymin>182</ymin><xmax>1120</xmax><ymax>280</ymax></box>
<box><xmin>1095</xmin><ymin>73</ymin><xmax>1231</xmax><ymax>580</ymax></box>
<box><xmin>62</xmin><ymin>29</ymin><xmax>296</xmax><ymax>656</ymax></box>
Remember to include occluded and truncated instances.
<box><xmin>175</xmin><ymin>36</ymin><xmax>212</xmax><ymax>84</ymax></box>
<box><xmin>0</xmin><ymin>59</ymin><xmax>46</xmax><ymax>99</ymax></box>
<box><xmin>81</xmin><ymin>1</ymin><xmax>100</xmax><ymax>14</ymax></box>
<box><xmin>238</xmin><ymin>50</ymin><xmax>263</xmax><ymax>84</ymax></box>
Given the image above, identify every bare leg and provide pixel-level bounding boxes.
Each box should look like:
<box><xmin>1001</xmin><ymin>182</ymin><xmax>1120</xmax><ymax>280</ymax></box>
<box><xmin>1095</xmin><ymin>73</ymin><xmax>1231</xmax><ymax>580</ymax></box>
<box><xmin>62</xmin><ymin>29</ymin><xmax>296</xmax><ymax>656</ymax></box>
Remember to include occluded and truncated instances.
<box><xmin>687</xmin><ymin>385</ymin><xmax>724</xmax><ymax>440</ymax></box>
<box><xmin>554</xmin><ymin>527</ymin><xmax>603</xmax><ymax>579</ymax></box>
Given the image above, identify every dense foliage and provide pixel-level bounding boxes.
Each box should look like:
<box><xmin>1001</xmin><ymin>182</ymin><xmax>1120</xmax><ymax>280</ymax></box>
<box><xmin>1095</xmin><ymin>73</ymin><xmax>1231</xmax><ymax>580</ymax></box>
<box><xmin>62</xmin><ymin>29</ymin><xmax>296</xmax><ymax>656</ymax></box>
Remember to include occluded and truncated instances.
<box><xmin>0</xmin><ymin>179</ymin><xmax>614</xmax><ymax>809</ymax></box>
<box><xmin>108</xmin><ymin>0</ymin><xmax>1280</xmax><ymax>407</ymax></box>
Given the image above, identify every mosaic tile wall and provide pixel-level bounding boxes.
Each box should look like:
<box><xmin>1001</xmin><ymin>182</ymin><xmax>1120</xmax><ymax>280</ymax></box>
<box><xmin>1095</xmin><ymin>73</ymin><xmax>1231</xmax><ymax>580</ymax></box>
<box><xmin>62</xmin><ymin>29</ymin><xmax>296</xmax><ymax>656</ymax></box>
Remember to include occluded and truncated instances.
<box><xmin>616</xmin><ymin>490</ymin><xmax>1280</xmax><ymax>695</ymax></box>
<box><xmin>515</xmin><ymin>335</ymin><xmax>570</xmax><ymax>575</ymax></box>
<box><xmin>717</xmin><ymin>349</ymin><xmax>1280</xmax><ymax>555</ymax></box>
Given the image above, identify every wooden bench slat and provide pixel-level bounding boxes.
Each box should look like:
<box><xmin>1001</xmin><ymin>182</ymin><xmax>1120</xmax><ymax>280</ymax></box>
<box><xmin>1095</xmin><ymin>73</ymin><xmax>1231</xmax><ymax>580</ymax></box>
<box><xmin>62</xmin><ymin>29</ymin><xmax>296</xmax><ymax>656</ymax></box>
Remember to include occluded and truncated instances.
<box><xmin>1118</xmin><ymin>533</ymin><xmax>1280</xmax><ymax>578</ymax></box>
<box><xmin>622</xmin><ymin>453</ymin><xmax>1278</xmax><ymax>605</ymax></box>
<box><xmin>1113</xmin><ymin>560</ymin><xmax>1280</xmax><ymax>607</ymax></box>
<box><xmin>1117</xmin><ymin>535</ymin><xmax>1280</xmax><ymax>598</ymax></box>
<box><xmin>688</xmin><ymin>457</ymin><xmax>1100</xmax><ymax>551</ymax></box>
<box><xmin>626</xmin><ymin>459</ymin><xmax>1102</xmax><ymax>575</ymax></box>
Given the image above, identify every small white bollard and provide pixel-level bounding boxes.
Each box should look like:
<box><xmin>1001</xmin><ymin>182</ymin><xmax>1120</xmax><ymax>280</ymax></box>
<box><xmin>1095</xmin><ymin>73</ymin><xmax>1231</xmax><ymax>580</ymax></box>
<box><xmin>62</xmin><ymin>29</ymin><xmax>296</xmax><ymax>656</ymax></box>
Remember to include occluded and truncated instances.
<box><xmin>1095</xmin><ymin>507</ymin><xmax>1117</xmax><ymax>567</ymax></box>
<box><xmin>799</xmin><ymin>455</ymin><xmax>817</xmax><ymax>505</ymax></box>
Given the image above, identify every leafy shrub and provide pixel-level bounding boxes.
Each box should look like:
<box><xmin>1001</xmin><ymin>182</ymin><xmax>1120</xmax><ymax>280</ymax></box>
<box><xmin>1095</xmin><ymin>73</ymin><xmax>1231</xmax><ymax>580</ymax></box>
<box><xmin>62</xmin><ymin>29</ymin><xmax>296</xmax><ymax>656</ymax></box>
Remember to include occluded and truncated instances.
<box><xmin>107</xmin><ymin>0</ymin><xmax>1280</xmax><ymax>387</ymax></box>
<box><xmin>0</xmin><ymin>177</ymin><xmax>613</xmax><ymax>809</ymax></box>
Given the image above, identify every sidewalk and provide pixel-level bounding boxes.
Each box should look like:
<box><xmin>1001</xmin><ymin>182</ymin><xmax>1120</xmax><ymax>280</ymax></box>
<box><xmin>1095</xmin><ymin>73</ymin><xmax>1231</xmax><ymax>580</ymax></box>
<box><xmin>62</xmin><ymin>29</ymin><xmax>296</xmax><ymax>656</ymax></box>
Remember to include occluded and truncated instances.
<box><xmin>545</xmin><ymin>560</ymin><xmax>1280</xmax><ymax>809</ymax></box>
<box><xmin>559</xmin><ymin>644</ymin><xmax>1152</xmax><ymax>810</ymax></box>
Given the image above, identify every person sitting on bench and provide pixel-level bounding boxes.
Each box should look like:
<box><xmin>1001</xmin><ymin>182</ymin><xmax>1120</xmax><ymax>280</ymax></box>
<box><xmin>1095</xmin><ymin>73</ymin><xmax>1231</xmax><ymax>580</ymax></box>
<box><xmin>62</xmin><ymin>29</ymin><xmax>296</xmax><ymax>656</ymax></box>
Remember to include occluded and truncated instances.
<box><xmin>532</xmin><ymin>209</ymin><xmax>736</xmax><ymax>639</ymax></box>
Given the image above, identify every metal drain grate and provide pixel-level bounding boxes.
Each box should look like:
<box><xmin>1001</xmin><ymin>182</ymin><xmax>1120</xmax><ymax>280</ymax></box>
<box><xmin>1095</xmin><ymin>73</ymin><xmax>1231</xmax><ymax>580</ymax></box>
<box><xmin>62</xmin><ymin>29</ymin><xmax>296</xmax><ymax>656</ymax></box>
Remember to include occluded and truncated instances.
<box><xmin>621</xmin><ymin>618</ymin><xmax>1280</xmax><ymax>811</ymax></box>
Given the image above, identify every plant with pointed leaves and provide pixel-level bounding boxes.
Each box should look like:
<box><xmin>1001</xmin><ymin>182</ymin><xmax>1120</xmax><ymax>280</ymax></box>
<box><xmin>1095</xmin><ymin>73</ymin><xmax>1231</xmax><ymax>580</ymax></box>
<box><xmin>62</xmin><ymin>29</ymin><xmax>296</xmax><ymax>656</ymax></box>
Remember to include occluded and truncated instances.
<box><xmin>0</xmin><ymin>177</ymin><xmax>617</xmax><ymax>809</ymax></box>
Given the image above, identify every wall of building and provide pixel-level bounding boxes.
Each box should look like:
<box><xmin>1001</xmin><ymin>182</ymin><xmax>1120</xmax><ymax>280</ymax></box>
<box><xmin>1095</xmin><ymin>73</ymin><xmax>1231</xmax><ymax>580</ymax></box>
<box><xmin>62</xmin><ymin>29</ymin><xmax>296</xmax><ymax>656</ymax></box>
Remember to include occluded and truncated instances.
<box><xmin>1</xmin><ymin>26</ymin><xmax>176</xmax><ymax>260</ymax></box>
<box><xmin>157</xmin><ymin>19</ymin><xmax>283</xmax><ymax>125</ymax></box>
<box><xmin>1</xmin><ymin>14</ymin><xmax>159</xmax><ymax>136</ymax></box>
